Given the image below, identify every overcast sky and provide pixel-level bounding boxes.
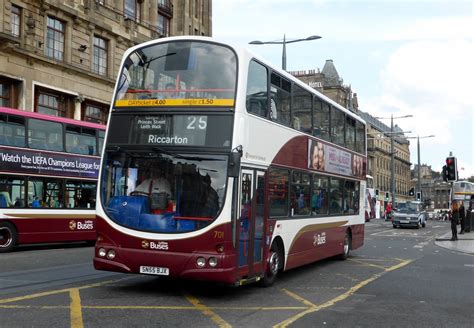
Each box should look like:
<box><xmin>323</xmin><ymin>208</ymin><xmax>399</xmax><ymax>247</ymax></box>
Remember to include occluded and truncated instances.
<box><xmin>212</xmin><ymin>0</ymin><xmax>473</xmax><ymax>179</ymax></box>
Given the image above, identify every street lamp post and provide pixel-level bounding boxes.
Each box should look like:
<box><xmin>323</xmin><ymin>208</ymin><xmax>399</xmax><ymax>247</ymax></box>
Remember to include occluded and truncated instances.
<box><xmin>415</xmin><ymin>135</ymin><xmax>435</xmax><ymax>201</ymax></box>
<box><xmin>375</xmin><ymin>114</ymin><xmax>413</xmax><ymax>206</ymax></box>
<box><xmin>249</xmin><ymin>34</ymin><xmax>321</xmax><ymax>70</ymax></box>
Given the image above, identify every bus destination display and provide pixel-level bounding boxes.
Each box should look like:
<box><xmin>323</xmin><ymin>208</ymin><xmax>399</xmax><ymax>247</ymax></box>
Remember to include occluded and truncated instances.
<box><xmin>132</xmin><ymin>115</ymin><xmax>232</xmax><ymax>148</ymax></box>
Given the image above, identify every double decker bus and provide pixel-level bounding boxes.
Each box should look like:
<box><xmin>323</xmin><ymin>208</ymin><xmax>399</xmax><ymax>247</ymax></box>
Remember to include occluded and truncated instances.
<box><xmin>0</xmin><ymin>106</ymin><xmax>105</xmax><ymax>252</ymax></box>
<box><xmin>94</xmin><ymin>36</ymin><xmax>367</xmax><ymax>286</ymax></box>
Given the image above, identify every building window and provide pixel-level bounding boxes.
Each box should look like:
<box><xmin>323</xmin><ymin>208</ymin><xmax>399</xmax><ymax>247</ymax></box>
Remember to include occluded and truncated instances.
<box><xmin>35</xmin><ymin>88</ymin><xmax>73</xmax><ymax>118</ymax></box>
<box><xmin>11</xmin><ymin>5</ymin><xmax>21</xmax><ymax>37</ymax></box>
<box><xmin>92</xmin><ymin>36</ymin><xmax>108</xmax><ymax>76</ymax></box>
<box><xmin>46</xmin><ymin>17</ymin><xmax>65</xmax><ymax>61</ymax></box>
<box><xmin>157</xmin><ymin>14</ymin><xmax>170</xmax><ymax>36</ymax></box>
<box><xmin>194</xmin><ymin>0</ymin><xmax>199</xmax><ymax>18</ymax></box>
<box><xmin>124</xmin><ymin>0</ymin><xmax>137</xmax><ymax>20</ymax></box>
<box><xmin>0</xmin><ymin>82</ymin><xmax>12</xmax><ymax>107</ymax></box>
<box><xmin>82</xmin><ymin>102</ymin><xmax>108</xmax><ymax>124</ymax></box>
<box><xmin>0</xmin><ymin>77</ymin><xmax>20</xmax><ymax>108</ymax></box>
<box><xmin>37</xmin><ymin>92</ymin><xmax>61</xmax><ymax>116</ymax></box>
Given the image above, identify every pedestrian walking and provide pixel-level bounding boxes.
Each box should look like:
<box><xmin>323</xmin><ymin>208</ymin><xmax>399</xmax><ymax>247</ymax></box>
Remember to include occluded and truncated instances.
<box><xmin>459</xmin><ymin>201</ymin><xmax>466</xmax><ymax>234</ymax></box>
<box><xmin>450</xmin><ymin>201</ymin><xmax>460</xmax><ymax>241</ymax></box>
<box><xmin>385</xmin><ymin>202</ymin><xmax>392</xmax><ymax>221</ymax></box>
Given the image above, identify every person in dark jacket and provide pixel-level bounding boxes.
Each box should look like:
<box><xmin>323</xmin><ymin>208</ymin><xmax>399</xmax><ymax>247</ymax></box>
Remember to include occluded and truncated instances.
<box><xmin>459</xmin><ymin>201</ymin><xmax>466</xmax><ymax>234</ymax></box>
<box><xmin>450</xmin><ymin>201</ymin><xmax>460</xmax><ymax>241</ymax></box>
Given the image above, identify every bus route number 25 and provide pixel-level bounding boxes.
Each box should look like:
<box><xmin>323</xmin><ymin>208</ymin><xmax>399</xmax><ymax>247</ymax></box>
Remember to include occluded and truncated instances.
<box><xmin>187</xmin><ymin>116</ymin><xmax>207</xmax><ymax>130</ymax></box>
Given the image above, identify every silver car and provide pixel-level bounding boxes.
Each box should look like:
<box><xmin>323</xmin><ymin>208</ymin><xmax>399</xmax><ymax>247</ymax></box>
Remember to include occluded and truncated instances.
<box><xmin>392</xmin><ymin>201</ymin><xmax>427</xmax><ymax>229</ymax></box>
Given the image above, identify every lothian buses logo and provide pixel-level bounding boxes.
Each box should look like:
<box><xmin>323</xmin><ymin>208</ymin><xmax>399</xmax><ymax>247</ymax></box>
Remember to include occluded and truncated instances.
<box><xmin>69</xmin><ymin>220</ymin><xmax>77</xmax><ymax>230</ymax></box>
<box><xmin>69</xmin><ymin>220</ymin><xmax>94</xmax><ymax>231</ymax></box>
<box><xmin>141</xmin><ymin>240</ymin><xmax>169</xmax><ymax>250</ymax></box>
<box><xmin>313</xmin><ymin>232</ymin><xmax>327</xmax><ymax>246</ymax></box>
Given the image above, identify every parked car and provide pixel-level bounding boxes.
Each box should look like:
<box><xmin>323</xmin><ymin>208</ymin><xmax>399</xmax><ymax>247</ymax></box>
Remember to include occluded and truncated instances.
<box><xmin>392</xmin><ymin>201</ymin><xmax>427</xmax><ymax>229</ymax></box>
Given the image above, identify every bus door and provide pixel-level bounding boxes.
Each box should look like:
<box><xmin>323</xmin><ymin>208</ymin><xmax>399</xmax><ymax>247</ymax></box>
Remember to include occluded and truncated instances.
<box><xmin>238</xmin><ymin>169</ymin><xmax>265</xmax><ymax>277</ymax></box>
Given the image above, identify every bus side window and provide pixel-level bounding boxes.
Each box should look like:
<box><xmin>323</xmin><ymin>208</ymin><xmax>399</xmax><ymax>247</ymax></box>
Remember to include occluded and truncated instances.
<box><xmin>246</xmin><ymin>60</ymin><xmax>268</xmax><ymax>118</ymax></box>
<box><xmin>270</xmin><ymin>73</ymin><xmax>291</xmax><ymax>126</ymax></box>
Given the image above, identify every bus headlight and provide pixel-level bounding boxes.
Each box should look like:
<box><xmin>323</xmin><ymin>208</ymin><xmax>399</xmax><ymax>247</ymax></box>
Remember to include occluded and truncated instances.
<box><xmin>98</xmin><ymin>248</ymin><xmax>107</xmax><ymax>257</ymax></box>
<box><xmin>107</xmin><ymin>249</ymin><xmax>116</xmax><ymax>260</ymax></box>
<box><xmin>196</xmin><ymin>257</ymin><xmax>206</xmax><ymax>268</ymax></box>
<box><xmin>208</xmin><ymin>257</ymin><xmax>218</xmax><ymax>267</ymax></box>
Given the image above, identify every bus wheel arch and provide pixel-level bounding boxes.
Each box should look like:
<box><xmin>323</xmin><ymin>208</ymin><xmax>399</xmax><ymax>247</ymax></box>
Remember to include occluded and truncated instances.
<box><xmin>339</xmin><ymin>228</ymin><xmax>352</xmax><ymax>260</ymax></box>
<box><xmin>260</xmin><ymin>236</ymin><xmax>284</xmax><ymax>287</ymax></box>
<box><xmin>0</xmin><ymin>221</ymin><xmax>18</xmax><ymax>253</ymax></box>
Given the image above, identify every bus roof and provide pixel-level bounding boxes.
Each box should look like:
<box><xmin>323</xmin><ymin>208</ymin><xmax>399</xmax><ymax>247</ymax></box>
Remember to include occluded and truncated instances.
<box><xmin>0</xmin><ymin>106</ymin><xmax>106</xmax><ymax>130</ymax></box>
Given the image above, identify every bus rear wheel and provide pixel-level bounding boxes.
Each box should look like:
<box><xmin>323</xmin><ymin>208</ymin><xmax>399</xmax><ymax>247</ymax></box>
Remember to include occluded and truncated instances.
<box><xmin>0</xmin><ymin>222</ymin><xmax>17</xmax><ymax>253</ymax></box>
<box><xmin>260</xmin><ymin>244</ymin><xmax>281</xmax><ymax>287</ymax></box>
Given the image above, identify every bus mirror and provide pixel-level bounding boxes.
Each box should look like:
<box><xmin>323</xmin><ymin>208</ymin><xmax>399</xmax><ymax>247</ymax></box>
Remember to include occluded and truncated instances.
<box><xmin>228</xmin><ymin>152</ymin><xmax>241</xmax><ymax>178</ymax></box>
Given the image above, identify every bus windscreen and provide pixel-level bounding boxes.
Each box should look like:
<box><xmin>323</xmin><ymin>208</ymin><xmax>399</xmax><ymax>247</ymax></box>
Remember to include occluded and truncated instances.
<box><xmin>114</xmin><ymin>41</ymin><xmax>237</xmax><ymax>107</ymax></box>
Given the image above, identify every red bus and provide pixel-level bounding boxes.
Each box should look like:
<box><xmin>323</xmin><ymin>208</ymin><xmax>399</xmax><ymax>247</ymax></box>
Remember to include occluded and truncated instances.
<box><xmin>94</xmin><ymin>36</ymin><xmax>367</xmax><ymax>286</ymax></box>
<box><xmin>0</xmin><ymin>106</ymin><xmax>105</xmax><ymax>252</ymax></box>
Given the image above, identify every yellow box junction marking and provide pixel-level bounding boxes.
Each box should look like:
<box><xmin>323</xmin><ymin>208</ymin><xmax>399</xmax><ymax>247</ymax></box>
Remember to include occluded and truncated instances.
<box><xmin>69</xmin><ymin>289</ymin><xmax>84</xmax><ymax>328</ymax></box>
<box><xmin>185</xmin><ymin>294</ymin><xmax>231</xmax><ymax>328</ymax></box>
<box><xmin>273</xmin><ymin>258</ymin><xmax>413</xmax><ymax>328</ymax></box>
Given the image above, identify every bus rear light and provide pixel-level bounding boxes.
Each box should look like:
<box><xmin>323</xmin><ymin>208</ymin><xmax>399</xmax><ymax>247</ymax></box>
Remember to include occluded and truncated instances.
<box><xmin>208</xmin><ymin>257</ymin><xmax>218</xmax><ymax>267</ymax></box>
<box><xmin>196</xmin><ymin>257</ymin><xmax>206</xmax><ymax>268</ymax></box>
<box><xmin>106</xmin><ymin>249</ymin><xmax>116</xmax><ymax>260</ymax></box>
<box><xmin>216</xmin><ymin>244</ymin><xmax>224</xmax><ymax>253</ymax></box>
<box><xmin>98</xmin><ymin>248</ymin><xmax>107</xmax><ymax>257</ymax></box>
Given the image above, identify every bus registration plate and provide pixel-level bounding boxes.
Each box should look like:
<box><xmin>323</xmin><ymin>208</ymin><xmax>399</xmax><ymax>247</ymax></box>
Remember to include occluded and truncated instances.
<box><xmin>139</xmin><ymin>266</ymin><xmax>169</xmax><ymax>276</ymax></box>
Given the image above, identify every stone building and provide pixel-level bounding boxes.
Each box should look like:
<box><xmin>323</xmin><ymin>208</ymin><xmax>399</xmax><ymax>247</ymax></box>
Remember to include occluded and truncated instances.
<box><xmin>0</xmin><ymin>0</ymin><xmax>212</xmax><ymax>123</ymax></box>
<box><xmin>411</xmin><ymin>164</ymin><xmax>451</xmax><ymax>209</ymax></box>
<box><xmin>291</xmin><ymin>60</ymin><xmax>412</xmax><ymax>206</ymax></box>
<box><xmin>360</xmin><ymin>111</ymin><xmax>411</xmax><ymax>204</ymax></box>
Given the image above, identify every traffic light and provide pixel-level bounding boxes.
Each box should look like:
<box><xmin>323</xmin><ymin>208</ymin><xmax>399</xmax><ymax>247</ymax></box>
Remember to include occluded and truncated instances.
<box><xmin>375</xmin><ymin>189</ymin><xmax>379</xmax><ymax>197</ymax></box>
<box><xmin>409</xmin><ymin>188</ymin><xmax>415</xmax><ymax>197</ymax></box>
<box><xmin>445</xmin><ymin>156</ymin><xmax>457</xmax><ymax>182</ymax></box>
<box><xmin>416</xmin><ymin>191</ymin><xmax>421</xmax><ymax>201</ymax></box>
<box><xmin>385</xmin><ymin>192</ymin><xmax>389</xmax><ymax>200</ymax></box>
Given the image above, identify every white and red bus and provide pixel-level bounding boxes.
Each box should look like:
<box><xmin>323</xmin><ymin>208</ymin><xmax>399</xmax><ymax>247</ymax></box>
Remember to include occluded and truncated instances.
<box><xmin>0</xmin><ymin>106</ymin><xmax>105</xmax><ymax>252</ymax></box>
<box><xmin>452</xmin><ymin>181</ymin><xmax>474</xmax><ymax>209</ymax></box>
<box><xmin>94</xmin><ymin>36</ymin><xmax>367</xmax><ymax>286</ymax></box>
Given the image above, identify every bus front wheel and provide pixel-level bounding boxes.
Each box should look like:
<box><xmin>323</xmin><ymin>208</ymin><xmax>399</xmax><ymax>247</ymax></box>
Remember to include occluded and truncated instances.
<box><xmin>260</xmin><ymin>244</ymin><xmax>281</xmax><ymax>287</ymax></box>
<box><xmin>0</xmin><ymin>222</ymin><xmax>18</xmax><ymax>253</ymax></box>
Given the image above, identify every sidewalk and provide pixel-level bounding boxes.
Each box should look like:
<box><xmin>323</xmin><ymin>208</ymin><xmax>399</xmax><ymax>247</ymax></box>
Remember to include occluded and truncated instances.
<box><xmin>435</xmin><ymin>230</ymin><xmax>474</xmax><ymax>255</ymax></box>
